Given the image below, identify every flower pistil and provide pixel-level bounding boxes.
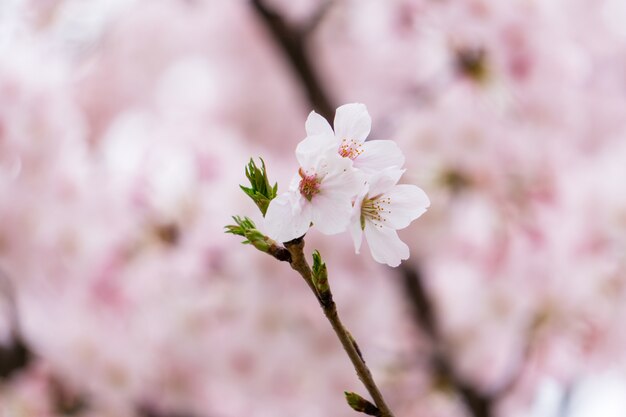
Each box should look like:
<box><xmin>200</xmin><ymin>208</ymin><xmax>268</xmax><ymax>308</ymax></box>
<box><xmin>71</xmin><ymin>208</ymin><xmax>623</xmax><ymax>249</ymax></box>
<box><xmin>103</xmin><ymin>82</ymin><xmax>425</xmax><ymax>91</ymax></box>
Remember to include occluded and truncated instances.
<box><xmin>298</xmin><ymin>167</ymin><xmax>322</xmax><ymax>201</ymax></box>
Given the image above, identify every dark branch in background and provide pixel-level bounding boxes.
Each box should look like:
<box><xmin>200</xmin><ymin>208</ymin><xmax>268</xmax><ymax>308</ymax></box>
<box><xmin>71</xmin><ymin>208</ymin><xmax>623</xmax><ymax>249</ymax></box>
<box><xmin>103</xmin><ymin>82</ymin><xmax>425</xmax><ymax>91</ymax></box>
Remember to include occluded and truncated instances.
<box><xmin>401</xmin><ymin>266</ymin><xmax>494</xmax><ymax>417</ymax></box>
<box><xmin>0</xmin><ymin>334</ymin><xmax>31</xmax><ymax>379</ymax></box>
<box><xmin>137</xmin><ymin>404</ymin><xmax>200</xmax><ymax>417</ymax></box>
<box><xmin>49</xmin><ymin>375</ymin><xmax>88</xmax><ymax>415</ymax></box>
<box><xmin>1</xmin><ymin>272</ymin><xmax>90</xmax><ymax>415</ymax></box>
<box><xmin>402</xmin><ymin>264</ymin><xmax>537</xmax><ymax>414</ymax></box>
<box><xmin>250</xmin><ymin>0</ymin><xmax>335</xmax><ymax>121</ymax></box>
<box><xmin>248</xmin><ymin>2</ymin><xmax>512</xmax><ymax>417</ymax></box>
<box><xmin>301</xmin><ymin>0</ymin><xmax>334</xmax><ymax>37</ymax></box>
<box><xmin>0</xmin><ymin>271</ymin><xmax>32</xmax><ymax>380</ymax></box>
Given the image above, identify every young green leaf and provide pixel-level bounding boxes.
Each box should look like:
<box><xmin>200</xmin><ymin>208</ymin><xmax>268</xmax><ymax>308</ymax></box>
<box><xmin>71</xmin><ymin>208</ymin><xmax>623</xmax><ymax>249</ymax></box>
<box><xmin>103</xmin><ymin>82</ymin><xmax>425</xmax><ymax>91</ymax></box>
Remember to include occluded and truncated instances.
<box><xmin>240</xmin><ymin>158</ymin><xmax>277</xmax><ymax>216</ymax></box>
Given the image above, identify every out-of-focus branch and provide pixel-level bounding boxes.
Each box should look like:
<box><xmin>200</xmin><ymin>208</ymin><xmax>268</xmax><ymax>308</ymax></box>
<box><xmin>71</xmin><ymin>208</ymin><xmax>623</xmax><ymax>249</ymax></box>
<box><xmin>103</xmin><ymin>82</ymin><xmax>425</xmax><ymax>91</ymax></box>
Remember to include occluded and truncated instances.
<box><xmin>400</xmin><ymin>265</ymin><xmax>495</xmax><ymax>417</ymax></box>
<box><xmin>492</xmin><ymin>328</ymin><xmax>535</xmax><ymax>398</ymax></box>
<box><xmin>301</xmin><ymin>0</ymin><xmax>335</xmax><ymax>37</ymax></box>
<box><xmin>250</xmin><ymin>0</ymin><xmax>335</xmax><ymax>121</ymax></box>
<box><xmin>0</xmin><ymin>271</ymin><xmax>32</xmax><ymax>379</ymax></box>
<box><xmin>137</xmin><ymin>404</ymin><xmax>199</xmax><ymax>417</ymax></box>
<box><xmin>0</xmin><ymin>333</ymin><xmax>31</xmax><ymax>379</ymax></box>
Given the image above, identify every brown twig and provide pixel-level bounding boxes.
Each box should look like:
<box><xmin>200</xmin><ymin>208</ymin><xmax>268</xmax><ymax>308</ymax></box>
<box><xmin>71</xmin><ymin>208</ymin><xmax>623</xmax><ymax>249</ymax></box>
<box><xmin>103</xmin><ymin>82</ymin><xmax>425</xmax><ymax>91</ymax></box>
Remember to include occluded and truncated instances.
<box><xmin>284</xmin><ymin>238</ymin><xmax>395</xmax><ymax>417</ymax></box>
<box><xmin>267</xmin><ymin>242</ymin><xmax>292</xmax><ymax>263</ymax></box>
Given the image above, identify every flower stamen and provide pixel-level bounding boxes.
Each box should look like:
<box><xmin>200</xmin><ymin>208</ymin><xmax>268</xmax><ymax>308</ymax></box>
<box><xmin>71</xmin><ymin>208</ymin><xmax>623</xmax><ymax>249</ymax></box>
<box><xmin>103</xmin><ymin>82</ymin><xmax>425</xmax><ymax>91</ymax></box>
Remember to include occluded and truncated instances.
<box><xmin>298</xmin><ymin>167</ymin><xmax>321</xmax><ymax>201</ymax></box>
<box><xmin>338</xmin><ymin>138</ymin><xmax>364</xmax><ymax>160</ymax></box>
<box><xmin>361</xmin><ymin>194</ymin><xmax>392</xmax><ymax>229</ymax></box>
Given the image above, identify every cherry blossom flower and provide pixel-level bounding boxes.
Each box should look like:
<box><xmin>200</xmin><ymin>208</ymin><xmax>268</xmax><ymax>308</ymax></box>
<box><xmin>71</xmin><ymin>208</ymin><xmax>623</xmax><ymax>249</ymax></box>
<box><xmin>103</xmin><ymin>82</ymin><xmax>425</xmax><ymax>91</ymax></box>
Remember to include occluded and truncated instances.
<box><xmin>264</xmin><ymin>140</ymin><xmax>359</xmax><ymax>243</ymax></box>
<box><xmin>300</xmin><ymin>103</ymin><xmax>405</xmax><ymax>174</ymax></box>
<box><xmin>350</xmin><ymin>167</ymin><xmax>430</xmax><ymax>267</ymax></box>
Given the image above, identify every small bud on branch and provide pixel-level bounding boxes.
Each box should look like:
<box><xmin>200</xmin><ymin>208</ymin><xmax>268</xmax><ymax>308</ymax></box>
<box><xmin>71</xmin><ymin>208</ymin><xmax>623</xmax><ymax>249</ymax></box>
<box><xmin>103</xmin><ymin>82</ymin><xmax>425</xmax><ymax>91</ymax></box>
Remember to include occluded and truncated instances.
<box><xmin>345</xmin><ymin>392</ymin><xmax>381</xmax><ymax>416</ymax></box>
<box><xmin>312</xmin><ymin>250</ymin><xmax>331</xmax><ymax>306</ymax></box>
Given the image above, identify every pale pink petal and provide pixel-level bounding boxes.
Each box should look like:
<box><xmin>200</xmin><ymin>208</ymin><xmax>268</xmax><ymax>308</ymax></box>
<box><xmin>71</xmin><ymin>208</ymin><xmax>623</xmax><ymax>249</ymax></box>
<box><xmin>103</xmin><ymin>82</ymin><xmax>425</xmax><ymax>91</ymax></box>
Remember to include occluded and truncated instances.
<box><xmin>319</xmin><ymin>157</ymin><xmax>360</xmax><ymax>197</ymax></box>
<box><xmin>321</xmin><ymin>168</ymin><xmax>364</xmax><ymax>200</ymax></box>
<box><xmin>305</xmin><ymin>111</ymin><xmax>334</xmax><ymax>138</ymax></box>
<box><xmin>334</xmin><ymin>103</ymin><xmax>371</xmax><ymax>143</ymax></box>
<box><xmin>384</xmin><ymin>184</ymin><xmax>430</xmax><ymax>230</ymax></box>
<box><xmin>315</xmin><ymin>149</ymin><xmax>352</xmax><ymax>177</ymax></box>
<box><xmin>349</xmin><ymin>186</ymin><xmax>369</xmax><ymax>254</ymax></box>
<box><xmin>310</xmin><ymin>194</ymin><xmax>352</xmax><ymax>235</ymax></box>
<box><xmin>350</xmin><ymin>216</ymin><xmax>364</xmax><ymax>254</ymax></box>
<box><xmin>295</xmin><ymin>134</ymin><xmax>335</xmax><ymax>170</ymax></box>
<box><xmin>364</xmin><ymin>226</ymin><xmax>409</xmax><ymax>267</ymax></box>
<box><xmin>367</xmin><ymin>167</ymin><xmax>405</xmax><ymax>197</ymax></box>
<box><xmin>355</xmin><ymin>140</ymin><xmax>405</xmax><ymax>175</ymax></box>
<box><xmin>264</xmin><ymin>192</ymin><xmax>312</xmax><ymax>242</ymax></box>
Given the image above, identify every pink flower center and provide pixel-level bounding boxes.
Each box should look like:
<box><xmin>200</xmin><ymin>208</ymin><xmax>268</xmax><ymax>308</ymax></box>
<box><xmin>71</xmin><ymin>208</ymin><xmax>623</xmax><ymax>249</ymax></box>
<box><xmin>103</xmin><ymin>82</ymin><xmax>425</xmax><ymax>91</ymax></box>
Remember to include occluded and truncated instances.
<box><xmin>298</xmin><ymin>168</ymin><xmax>321</xmax><ymax>201</ymax></box>
<box><xmin>338</xmin><ymin>139</ymin><xmax>363</xmax><ymax>160</ymax></box>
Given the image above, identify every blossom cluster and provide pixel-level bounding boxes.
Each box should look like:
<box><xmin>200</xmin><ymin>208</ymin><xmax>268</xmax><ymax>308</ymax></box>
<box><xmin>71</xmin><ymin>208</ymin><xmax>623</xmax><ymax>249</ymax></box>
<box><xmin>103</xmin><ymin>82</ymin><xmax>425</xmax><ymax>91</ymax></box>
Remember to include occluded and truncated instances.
<box><xmin>264</xmin><ymin>103</ymin><xmax>430</xmax><ymax>267</ymax></box>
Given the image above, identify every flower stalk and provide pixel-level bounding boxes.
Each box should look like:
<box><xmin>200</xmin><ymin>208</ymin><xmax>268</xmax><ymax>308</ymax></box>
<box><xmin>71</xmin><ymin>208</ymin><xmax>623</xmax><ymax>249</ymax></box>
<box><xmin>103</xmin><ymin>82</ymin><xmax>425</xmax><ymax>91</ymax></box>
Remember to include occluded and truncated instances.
<box><xmin>284</xmin><ymin>239</ymin><xmax>395</xmax><ymax>417</ymax></box>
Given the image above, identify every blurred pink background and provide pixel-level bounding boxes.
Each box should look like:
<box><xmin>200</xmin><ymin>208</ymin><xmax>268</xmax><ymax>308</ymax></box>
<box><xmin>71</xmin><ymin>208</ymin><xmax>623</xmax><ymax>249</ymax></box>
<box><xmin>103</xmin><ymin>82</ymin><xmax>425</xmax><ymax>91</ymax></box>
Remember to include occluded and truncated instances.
<box><xmin>1</xmin><ymin>1</ymin><xmax>626</xmax><ymax>416</ymax></box>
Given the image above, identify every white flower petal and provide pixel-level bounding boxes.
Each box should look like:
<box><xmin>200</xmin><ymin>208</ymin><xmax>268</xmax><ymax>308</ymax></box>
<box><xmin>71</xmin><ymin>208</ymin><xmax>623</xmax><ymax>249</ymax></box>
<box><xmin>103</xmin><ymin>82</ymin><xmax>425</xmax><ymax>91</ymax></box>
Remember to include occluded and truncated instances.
<box><xmin>305</xmin><ymin>111</ymin><xmax>334</xmax><ymax>137</ymax></box>
<box><xmin>296</xmin><ymin>134</ymin><xmax>335</xmax><ymax>170</ymax></box>
<box><xmin>320</xmin><ymin>167</ymin><xmax>364</xmax><ymax>201</ymax></box>
<box><xmin>355</xmin><ymin>140</ymin><xmax>405</xmax><ymax>175</ymax></box>
<box><xmin>310</xmin><ymin>194</ymin><xmax>352</xmax><ymax>235</ymax></box>
<box><xmin>264</xmin><ymin>192</ymin><xmax>312</xmax><ymax>242</ymax></box>
<box><xmin>317</xmin><ymin>149</ymin><xmax>353</xmax><ymax>176</ymax></box>
<box><xmin>384</xmin><ymin>184</ymin><xmax>430</xmax><ymax>230</ymax></box>
<box><xmin>287</xmin><ymin>173</ymin><xmax>301</xmax><ymax>192</ymax></box>
<box><xmin>364</xmin><ymin>226</ymin><xmax>409</xmax><ymax>267</ymax></box>
<box><xmin>334</xmin><ymin>103</ymin><xmax>371</xmax><ymax>143</ymax></box>
<box><xmin>349</xmin><ymin>185</ymin><xmax>368</xmax><ymax>254</ymax></box>
<box><xmin>350</xmin><ymin>216</ymin><xmax>364</xmax><ymax>254</ymax></box>
<box><xmin>319</xmin><ymin>156</ymin><xmax>360</xmax><ymax>197</ymax></box>
<box><xmin>367</xmin><ymin>167</ymin><xmax>405</xmax><ymax>197</ymax></box>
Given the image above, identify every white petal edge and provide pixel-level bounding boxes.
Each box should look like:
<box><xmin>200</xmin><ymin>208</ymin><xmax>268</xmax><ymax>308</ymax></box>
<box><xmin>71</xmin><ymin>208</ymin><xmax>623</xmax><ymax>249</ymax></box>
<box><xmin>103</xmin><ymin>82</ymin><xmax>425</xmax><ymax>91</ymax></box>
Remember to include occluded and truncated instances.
<box><xmin>349</xmin><ymin>185</ymin><xmax>369</xmax><ymax>254</ymax></box>
<box><xmin>384</xmin><ymin>184</ymin><xmax>430</xmax><ymax>230</ymax></box>
<box><xmin>355</xmin><ymin>140</ymin><xmax>405</xmax><ymax>175</ymax></box>
<box><xmin>334</xmin><ymin>103</ymin><xmax>371</xmax><ymax>144</ymax></box>
<box><xmin>305</xmin><ymin>111</ymin><xmax>334</xmax><ymax>138</ymax></box>
<box><xmin>264</xmin><ymin>192</ymin><xmax>312</xmax><ymax>242</ymax></box>
<box><xmin>350</xmin><ymin>216</ymin><xmax>364</xmax><ymax>254</ymax></box>
<box><xmin>367</xmin><ymin>166</ymin><xmax>405</xmax><ymax>197</ymax></box>
<box><xmin>296</xmin><ymin>134</ymin><xmax>336</xmax><ymax>170</ymax></box>
<box><xmin>364</xmin><ymin>225</ymin><xmax>410</xmax><ymax>267</ymax></box>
